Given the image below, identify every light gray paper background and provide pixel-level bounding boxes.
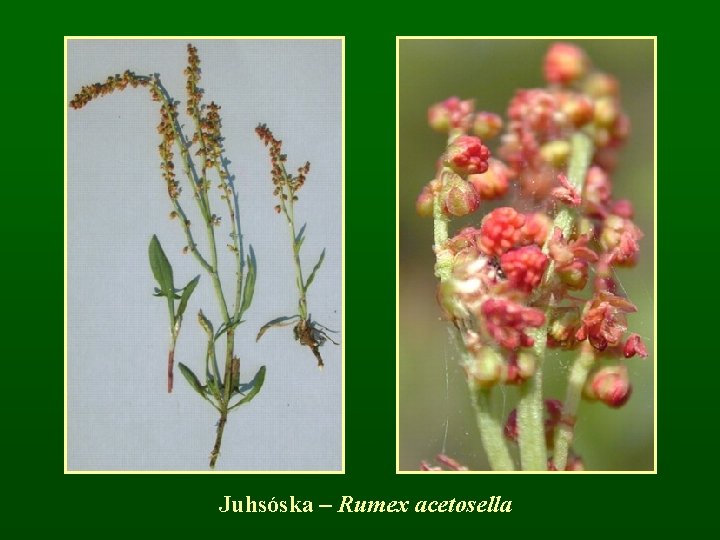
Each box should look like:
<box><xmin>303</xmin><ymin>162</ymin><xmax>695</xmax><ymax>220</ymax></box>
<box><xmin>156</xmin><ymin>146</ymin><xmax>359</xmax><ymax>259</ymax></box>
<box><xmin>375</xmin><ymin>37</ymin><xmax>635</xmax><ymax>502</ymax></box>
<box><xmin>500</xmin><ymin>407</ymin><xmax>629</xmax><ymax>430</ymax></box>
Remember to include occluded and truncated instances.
<box><xmin>67</xmin><ymin>39</ymin><xmax>342</xmax><ymax>471</ymax></box>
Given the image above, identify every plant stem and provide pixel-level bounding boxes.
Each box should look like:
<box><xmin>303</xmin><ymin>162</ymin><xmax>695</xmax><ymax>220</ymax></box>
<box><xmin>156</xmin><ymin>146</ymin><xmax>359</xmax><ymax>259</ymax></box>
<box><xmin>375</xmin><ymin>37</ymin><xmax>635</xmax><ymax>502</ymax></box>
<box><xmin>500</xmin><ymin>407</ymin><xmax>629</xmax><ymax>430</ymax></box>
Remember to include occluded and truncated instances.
<box><xmin>469</xmin><ymin>379</ymin><xmax>515</xmax><ymax>471</ymax></box>
<box><xmin>517</xmin><ymin>132</ymin><xmax>593</xmax><ymax>470</ymax></box>
<box><xmin>279</xmin><ymin>178</ymin><xmax>308</xmax><ymax>320</ymax></box>
<box><xmin>553</xmin><ymin>341</ymin><xmax>595</xmax><ymax>470</ymax></box>
<box><xmin>148</xmin><ymin>78</ymin><xmax>231</xmax><ymax>324</ymax></box>
<box><xmin>167</xmin><ymin>334</ymin><xmax>177</xmax><ymax>393</ymax></box>
<box><xmin>209</xmin><ymin>408</ymin><xmax>227</xmax><ymax>469</ymax></box>
<box><xmin>432</xmin><ymin>174</ymin><xmax>514</xmax><ymax>470</ymax></box>
<box><xmin>223</xmin><ymin>329</ymin><xmax>235</xmax><ymax>402</ymax></box>
<box><xmin>516</xmin><ymin>358</ymin><xmax>547</xmax><ymax>470</ymax></box>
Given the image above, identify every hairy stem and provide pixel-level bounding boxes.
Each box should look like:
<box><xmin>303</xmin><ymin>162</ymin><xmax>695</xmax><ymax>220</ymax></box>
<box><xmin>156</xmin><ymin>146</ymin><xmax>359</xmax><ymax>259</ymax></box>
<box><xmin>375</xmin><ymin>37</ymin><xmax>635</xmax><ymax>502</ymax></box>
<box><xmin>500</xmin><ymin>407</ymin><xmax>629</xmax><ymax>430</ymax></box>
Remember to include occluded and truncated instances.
<box><xmin>553</xmin><ymin>342</ymin><xmax>595</xmax><ymax>470</ymax></box>
<box><xmin>433</xmin><ymin>174</ymin><xmax>514</xmax><ymax>470</ymax></box>
<box><xmin>469</xmin><ymin>379</ymin><xmax>515</xmax><ymax>471</ymax></box>
<box><xmin>517</xmin><ymin>132</ymin><xmax>594</xmax><ymax>470</ymax></box>
<box><xmin>516</xmin><ymin>358</ymin><xmax>547</xmax><ymax>470</ymax></box>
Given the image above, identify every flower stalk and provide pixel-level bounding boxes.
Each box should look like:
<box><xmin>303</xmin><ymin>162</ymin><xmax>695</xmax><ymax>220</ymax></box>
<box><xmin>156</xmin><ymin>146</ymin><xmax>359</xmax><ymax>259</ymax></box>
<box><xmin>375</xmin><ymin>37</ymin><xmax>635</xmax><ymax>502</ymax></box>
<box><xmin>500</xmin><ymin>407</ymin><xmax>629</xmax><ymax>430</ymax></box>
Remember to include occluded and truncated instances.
<box><xmin>255</xmin><ymin>124</ymin><xmax>339</xmax><ymax>368</ymax></box>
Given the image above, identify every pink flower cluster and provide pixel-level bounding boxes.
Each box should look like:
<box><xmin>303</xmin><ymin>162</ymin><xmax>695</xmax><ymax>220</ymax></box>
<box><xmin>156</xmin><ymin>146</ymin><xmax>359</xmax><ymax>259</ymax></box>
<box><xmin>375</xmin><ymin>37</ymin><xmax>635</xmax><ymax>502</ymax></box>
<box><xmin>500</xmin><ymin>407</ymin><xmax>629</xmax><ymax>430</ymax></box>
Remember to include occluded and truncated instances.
<box><xmin>418</xmin><ymin>42</ymin><xmax>648</xmax><ymax>409</ymax></box>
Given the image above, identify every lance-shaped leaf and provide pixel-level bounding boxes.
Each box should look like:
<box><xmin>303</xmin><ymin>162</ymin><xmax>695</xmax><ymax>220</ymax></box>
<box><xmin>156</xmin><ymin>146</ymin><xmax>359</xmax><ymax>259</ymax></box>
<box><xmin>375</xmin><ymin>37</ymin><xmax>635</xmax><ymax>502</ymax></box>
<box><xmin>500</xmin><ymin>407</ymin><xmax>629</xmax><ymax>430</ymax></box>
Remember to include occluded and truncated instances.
<box><xmin>294</xmin><ymin>223</ymin><xmax>307</xmax><ymax>254</ymax></box>
<box><xmin>229</xmin><ymin>366</ymin><xmax>266</xmax><ymax>410</ymax></box>
<box><xmin>256</xmin><ymin>315</ymin><xmax>300</xmax><ymax>341</ymax></box>
<box><xmin>198</xmin><ymin>309</ymin><xmax>214</xmax><ymax>338</ymax></box>
<box><xmin>149</xmin><ymin>235</ymin><xmax>175</xmax><ymax>296</ymax></box>
<box><xmin>239</xmin><ymin>245</ymin><xmax>256</xmax><ymax>316</ymax></box>
<box><xmin>304</xmin><ymin>248</ymin><xmax>326</xmax><ymax>292</ymax></box>
<box><xmin>178</xmin><ymin>362</ymin><xmax>204</xmax><ymax>397</ymax></box>
<box><xmin>180</xmin><ymin>363</ymin><xmax>219</xmax><ymax>410</ymax></box>
<box><xmin>176</xmin><ymin>275</ymin><xmax>200</xmax><ymax>320</ymax></box>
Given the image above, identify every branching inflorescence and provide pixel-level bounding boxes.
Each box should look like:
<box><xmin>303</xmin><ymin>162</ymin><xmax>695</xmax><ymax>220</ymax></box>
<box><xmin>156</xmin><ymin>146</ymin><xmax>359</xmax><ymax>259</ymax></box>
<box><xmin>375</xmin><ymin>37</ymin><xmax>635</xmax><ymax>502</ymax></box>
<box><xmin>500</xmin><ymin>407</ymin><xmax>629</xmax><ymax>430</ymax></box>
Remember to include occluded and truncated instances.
<box><xmin>71</xmin><ymin>44</ymin><xmax>264</xmax><ymax>469</ymax></box>
<box><xmin>254</xmin><ymin>124</ymin><xmax>339</xmax><ymax>368</ymax></box>
<box><xmin>416</xmin><ymin>43</ymin><xmax>648</xmax><ymax>471</ymax></box>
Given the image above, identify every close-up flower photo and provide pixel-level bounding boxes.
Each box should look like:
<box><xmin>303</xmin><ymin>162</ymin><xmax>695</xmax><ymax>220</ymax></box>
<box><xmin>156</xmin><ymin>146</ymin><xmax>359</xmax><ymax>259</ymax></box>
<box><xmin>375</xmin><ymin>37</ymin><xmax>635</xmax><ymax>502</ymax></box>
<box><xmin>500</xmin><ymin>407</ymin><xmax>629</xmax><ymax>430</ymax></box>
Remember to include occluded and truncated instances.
<box><xmin>398</xmin><ymin>38</ymin><xmax>654</xmax><ymax>471</ymax></box>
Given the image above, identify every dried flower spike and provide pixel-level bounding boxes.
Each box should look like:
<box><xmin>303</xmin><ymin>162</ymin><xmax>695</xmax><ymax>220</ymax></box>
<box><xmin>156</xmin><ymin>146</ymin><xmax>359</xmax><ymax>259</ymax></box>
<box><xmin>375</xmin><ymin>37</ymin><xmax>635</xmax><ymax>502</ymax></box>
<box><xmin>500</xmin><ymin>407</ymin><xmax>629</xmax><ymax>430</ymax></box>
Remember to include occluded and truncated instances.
<box><xmin>255</xmin><ymin>124</ymin><xmax>340</xmax><ymax>368</ymax></box>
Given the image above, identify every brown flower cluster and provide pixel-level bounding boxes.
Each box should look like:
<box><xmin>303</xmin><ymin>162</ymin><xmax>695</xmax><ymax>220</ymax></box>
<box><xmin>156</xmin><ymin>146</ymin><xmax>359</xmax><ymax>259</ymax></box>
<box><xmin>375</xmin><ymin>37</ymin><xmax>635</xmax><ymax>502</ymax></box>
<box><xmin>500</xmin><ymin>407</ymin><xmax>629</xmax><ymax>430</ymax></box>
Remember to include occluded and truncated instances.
<box><xmin>70</xmin><ymin>70</ymin><xmax>148</xmax><ymax>110</ymax></box>
<box><xmin>255</xmin><ymin>123</ymin><xmax>310</xmax><ymax>209</ymax></box>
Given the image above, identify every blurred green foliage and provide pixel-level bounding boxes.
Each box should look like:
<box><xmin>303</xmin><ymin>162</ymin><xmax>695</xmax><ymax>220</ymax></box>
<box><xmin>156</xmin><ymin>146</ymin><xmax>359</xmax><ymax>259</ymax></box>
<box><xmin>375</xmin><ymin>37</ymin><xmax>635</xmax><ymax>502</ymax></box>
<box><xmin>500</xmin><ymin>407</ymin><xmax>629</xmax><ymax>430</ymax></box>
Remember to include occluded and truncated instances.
<box><xmin>399</xmin><ymin>39</ymin><xmax>654</xmax><ymax>471</ymax></box>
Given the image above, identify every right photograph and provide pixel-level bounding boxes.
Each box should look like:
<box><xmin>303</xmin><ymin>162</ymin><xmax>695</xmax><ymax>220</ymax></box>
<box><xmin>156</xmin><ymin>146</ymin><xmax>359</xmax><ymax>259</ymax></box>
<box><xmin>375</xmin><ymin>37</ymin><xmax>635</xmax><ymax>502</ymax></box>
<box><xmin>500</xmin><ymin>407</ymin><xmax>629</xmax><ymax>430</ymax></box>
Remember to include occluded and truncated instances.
<box><xmin>398</xmin><ymin>38</ymin><xmax>654</xmax><ymax>472</ymax></box>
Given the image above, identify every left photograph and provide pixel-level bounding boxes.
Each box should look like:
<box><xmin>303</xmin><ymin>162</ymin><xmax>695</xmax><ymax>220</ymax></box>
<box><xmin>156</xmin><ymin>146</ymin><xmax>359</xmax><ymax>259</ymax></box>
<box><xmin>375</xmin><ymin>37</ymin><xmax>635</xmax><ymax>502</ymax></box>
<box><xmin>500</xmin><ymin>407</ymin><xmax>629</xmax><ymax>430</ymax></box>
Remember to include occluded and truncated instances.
<box><xmin>66</xmin><ymin>38</ymin><xmax>343</xmax><ymax>472</ymax></box>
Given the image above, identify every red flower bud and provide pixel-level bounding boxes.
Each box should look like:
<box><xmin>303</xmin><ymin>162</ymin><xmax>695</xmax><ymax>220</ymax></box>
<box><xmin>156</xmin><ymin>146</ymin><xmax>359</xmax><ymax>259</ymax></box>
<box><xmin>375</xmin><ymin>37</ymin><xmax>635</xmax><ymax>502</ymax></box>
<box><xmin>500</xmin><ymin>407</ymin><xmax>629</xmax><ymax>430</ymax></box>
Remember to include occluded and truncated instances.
<box><xmin>428</xmin><ymin>97</ymin><xmax>475</xmax><ymax>133</ymax></box>
<box><xmin>521</xmin><ymin>213</ymin><xmax>552</xmax><ymax>247</ymax></box>
<box><xmin>467</xmin><ymin>159</ymin><xmax>510</xmax><ymax>200</ymax></box>
<box><xmin>415</xmin><ymin>179</ymin><xmax>440</xmax><ymax>217</ymax></box>
<box><xmin>472</xmin><ymin>111</ymin><xmax>503</xmax><ymax>140</ymax></box>
<box><xmin>445</xmin><ymin>135</ymin><xmax>491</xmax><ymax>176</ymax></box>
<box><xmin>584</xmin><ymin>365</ymin><xmax>632</xmax><ymax>408</ymax></box>
<box><xmin>500</xmin><ymin>245</ymin><xmax>549</xmax><ymax>293</ymax></box>
<box><xmin>478</xmin><ymin>207</ymin><xmax>526</xmax><ymax>257</ymax></box>
<box><xmin>544</xmin><ymin>42</ymin><xmax>589</xmax><ymax>85</ymax></box>
<box><xmin>442</xmin><ymin>175</ymin><xmax>480</xmax><ymax>216</ymax></box>
<box><xmin>583</xmin><ymin>72</ymin><xmax>619</xmax><ymax>99</ymax></box>
<box><xmin>610</xmin><ymin>199</ymin><xmax>634</xmax><ymax>219</ymax></box>
<box><xmin>623</xmin><ymin>333</ymin><xmax>648</xmax><ymax>358</ymax></box>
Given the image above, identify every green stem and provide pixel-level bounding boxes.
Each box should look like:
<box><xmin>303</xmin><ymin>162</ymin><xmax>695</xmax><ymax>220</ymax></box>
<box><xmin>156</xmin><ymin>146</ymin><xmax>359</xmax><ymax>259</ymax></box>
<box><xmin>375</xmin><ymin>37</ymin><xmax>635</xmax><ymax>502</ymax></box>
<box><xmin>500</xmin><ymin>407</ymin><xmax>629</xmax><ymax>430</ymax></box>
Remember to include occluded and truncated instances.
<box><xmin>517</xmin><ymin>132</ymin><xmax>593</xmax><ymax>470</ymax></box>
<box><xmin>216</xmin><ymin>167</ymin><xmax>244</xmax><ymax>318</ymax></box>
<box><xmin>149</xmin><ymin>78</ymin><xmax>230</xmax><ymax>324</ymax></box>
<box><xmin>280</xmin><ymin>182</ymin><xmax>308</xmax><ymax>320</ymax></box>
<box><xmin>432</xmin><ymin>176</ymin><xmax>514</xmax><ymax>470</ymax></box>
<box><xmin>516</xmin><ymin>357</ymin><xmax>547</xmax><ymax>470</ymax></box>
<box><xmin>553</xmin><ymin>342</ymin><xmax>595</xmax><ymax>470</ymax></box>
<box><xmin>432</xmin><ymin>171</ymin><xmax>452</xmax><ymax>282</ymax></box>
<box><xmin>469</xmin><ymin>379</ymin><xmax>515</xmax><ymax>471</ymax></box>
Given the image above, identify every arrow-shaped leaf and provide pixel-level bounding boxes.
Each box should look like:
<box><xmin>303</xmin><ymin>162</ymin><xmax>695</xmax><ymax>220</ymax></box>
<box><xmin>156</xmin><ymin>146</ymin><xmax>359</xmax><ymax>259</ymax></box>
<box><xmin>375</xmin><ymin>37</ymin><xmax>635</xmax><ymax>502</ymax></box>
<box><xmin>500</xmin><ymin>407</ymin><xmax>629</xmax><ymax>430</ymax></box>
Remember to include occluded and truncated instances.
<box><xmin>176</xmin><ymin>275</ymin><xmax>200</xmax><ymax>320</ymax></box>
<box><xmin>256</xmin><ymin>315</ymin><xmax>300</xmax><ymax>341</ymax></box>
<box><xmin>149</xmin><ymin>235</ymin><xmax>175</xmax><ymax>296</ymax></box>
<box><xmin>239</xmin><ymin>245</ymin><xmax>256</xmax><ymax>316</ymax></box>
<box><xmin>153</xmin><ymin>287</ymin><xmax>182</xmax><ymax>299</ymax></box>
<box><xmin>229</xmin><ymin>366</ymin><xmax>266</xmax><ymax>410</ymax></box>
<box><xmin>304</xmin><ymin>248</ymin><xmax>326</xmax><ymax>292</ymax></box>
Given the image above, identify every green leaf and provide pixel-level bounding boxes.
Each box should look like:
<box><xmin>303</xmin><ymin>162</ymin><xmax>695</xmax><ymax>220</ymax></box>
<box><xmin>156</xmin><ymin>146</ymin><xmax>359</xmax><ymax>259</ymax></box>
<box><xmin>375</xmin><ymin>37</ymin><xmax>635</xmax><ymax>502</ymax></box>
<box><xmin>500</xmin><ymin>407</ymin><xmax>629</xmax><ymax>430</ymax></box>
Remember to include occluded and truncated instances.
<box><xmin>256</xmin><ymin>315</ymin><xmax>299</xmax><ymax>341</ymax></box>
<box><xmin>239</xmin><ymin>245</ymin><xmax>256</xmax><ymax>316</ymax></box>
<box><xmin>304</xmin><ymin>248</ymin><xmax>326</xmax><ymax>292</ymax></box>
<box><xmin>229</xmin><ymin>366</ymin><xmax>266</xmax><ymax>410</ymax></box>
<box><xmin>178</xmin><ymin>363</ymin><xmax>204</xmax><ymax>397</ymax></box>
<box><xmin>294</xmin><ymin>223</ymin><xmax>306</xmax><ymax>254</ymax></box>
<box><xmin>176</xmin><ymin>275</ymin><xmax>200</xmax><ymax>320</ymax></box>
<box><xmin>213</xmin><ymin>318</ymin><xmax>243</xmax><ymax>341</ymax></box>
<box><xmin>153</xmin><ymin>288</ymin><xmax>181</xmax><ymax>299</ymax></box>
<box><xmin>198</xmin><ymin>309</ymin><xmax>214</xmax><ymax>338</ymax></box>
<box><xmin>149</xmin><ymin>235</ymin><xmax>175</xmax><ymax>296</ymax></box>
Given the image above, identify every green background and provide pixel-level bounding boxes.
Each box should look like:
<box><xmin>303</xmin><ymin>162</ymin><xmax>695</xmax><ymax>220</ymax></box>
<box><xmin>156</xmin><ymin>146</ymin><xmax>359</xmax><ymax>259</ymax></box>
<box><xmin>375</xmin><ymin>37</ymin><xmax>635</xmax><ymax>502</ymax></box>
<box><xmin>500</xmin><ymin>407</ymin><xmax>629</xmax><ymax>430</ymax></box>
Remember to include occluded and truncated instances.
<box><xmin>399</xmin><ymin>39</ymin><xmax>654</xmax><ymax>471</ymax></box>
<box><xmin>2</xmin><ymin>6</ymin><xmax>708</xmax><ymax>530</ymax></box>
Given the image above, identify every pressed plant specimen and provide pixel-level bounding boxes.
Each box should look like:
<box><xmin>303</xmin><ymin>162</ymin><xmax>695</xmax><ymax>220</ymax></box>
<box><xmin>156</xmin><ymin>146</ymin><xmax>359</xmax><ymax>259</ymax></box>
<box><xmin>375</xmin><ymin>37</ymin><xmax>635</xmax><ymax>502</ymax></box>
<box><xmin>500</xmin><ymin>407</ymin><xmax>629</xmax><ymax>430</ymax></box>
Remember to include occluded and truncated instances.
<box><xmin>255</xmin><ymin>124</ymin><xmax>339</xmax><ymax>368</ymax></box>
<box><xmin>70</xmin><ymin>44</ymin><xmax>264</xmax><ymax>469</ymax></box>
<box><xmin>413</xmin><ymin>42</ymin><xmax>650</xmax><ymax>470</ymax></box>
